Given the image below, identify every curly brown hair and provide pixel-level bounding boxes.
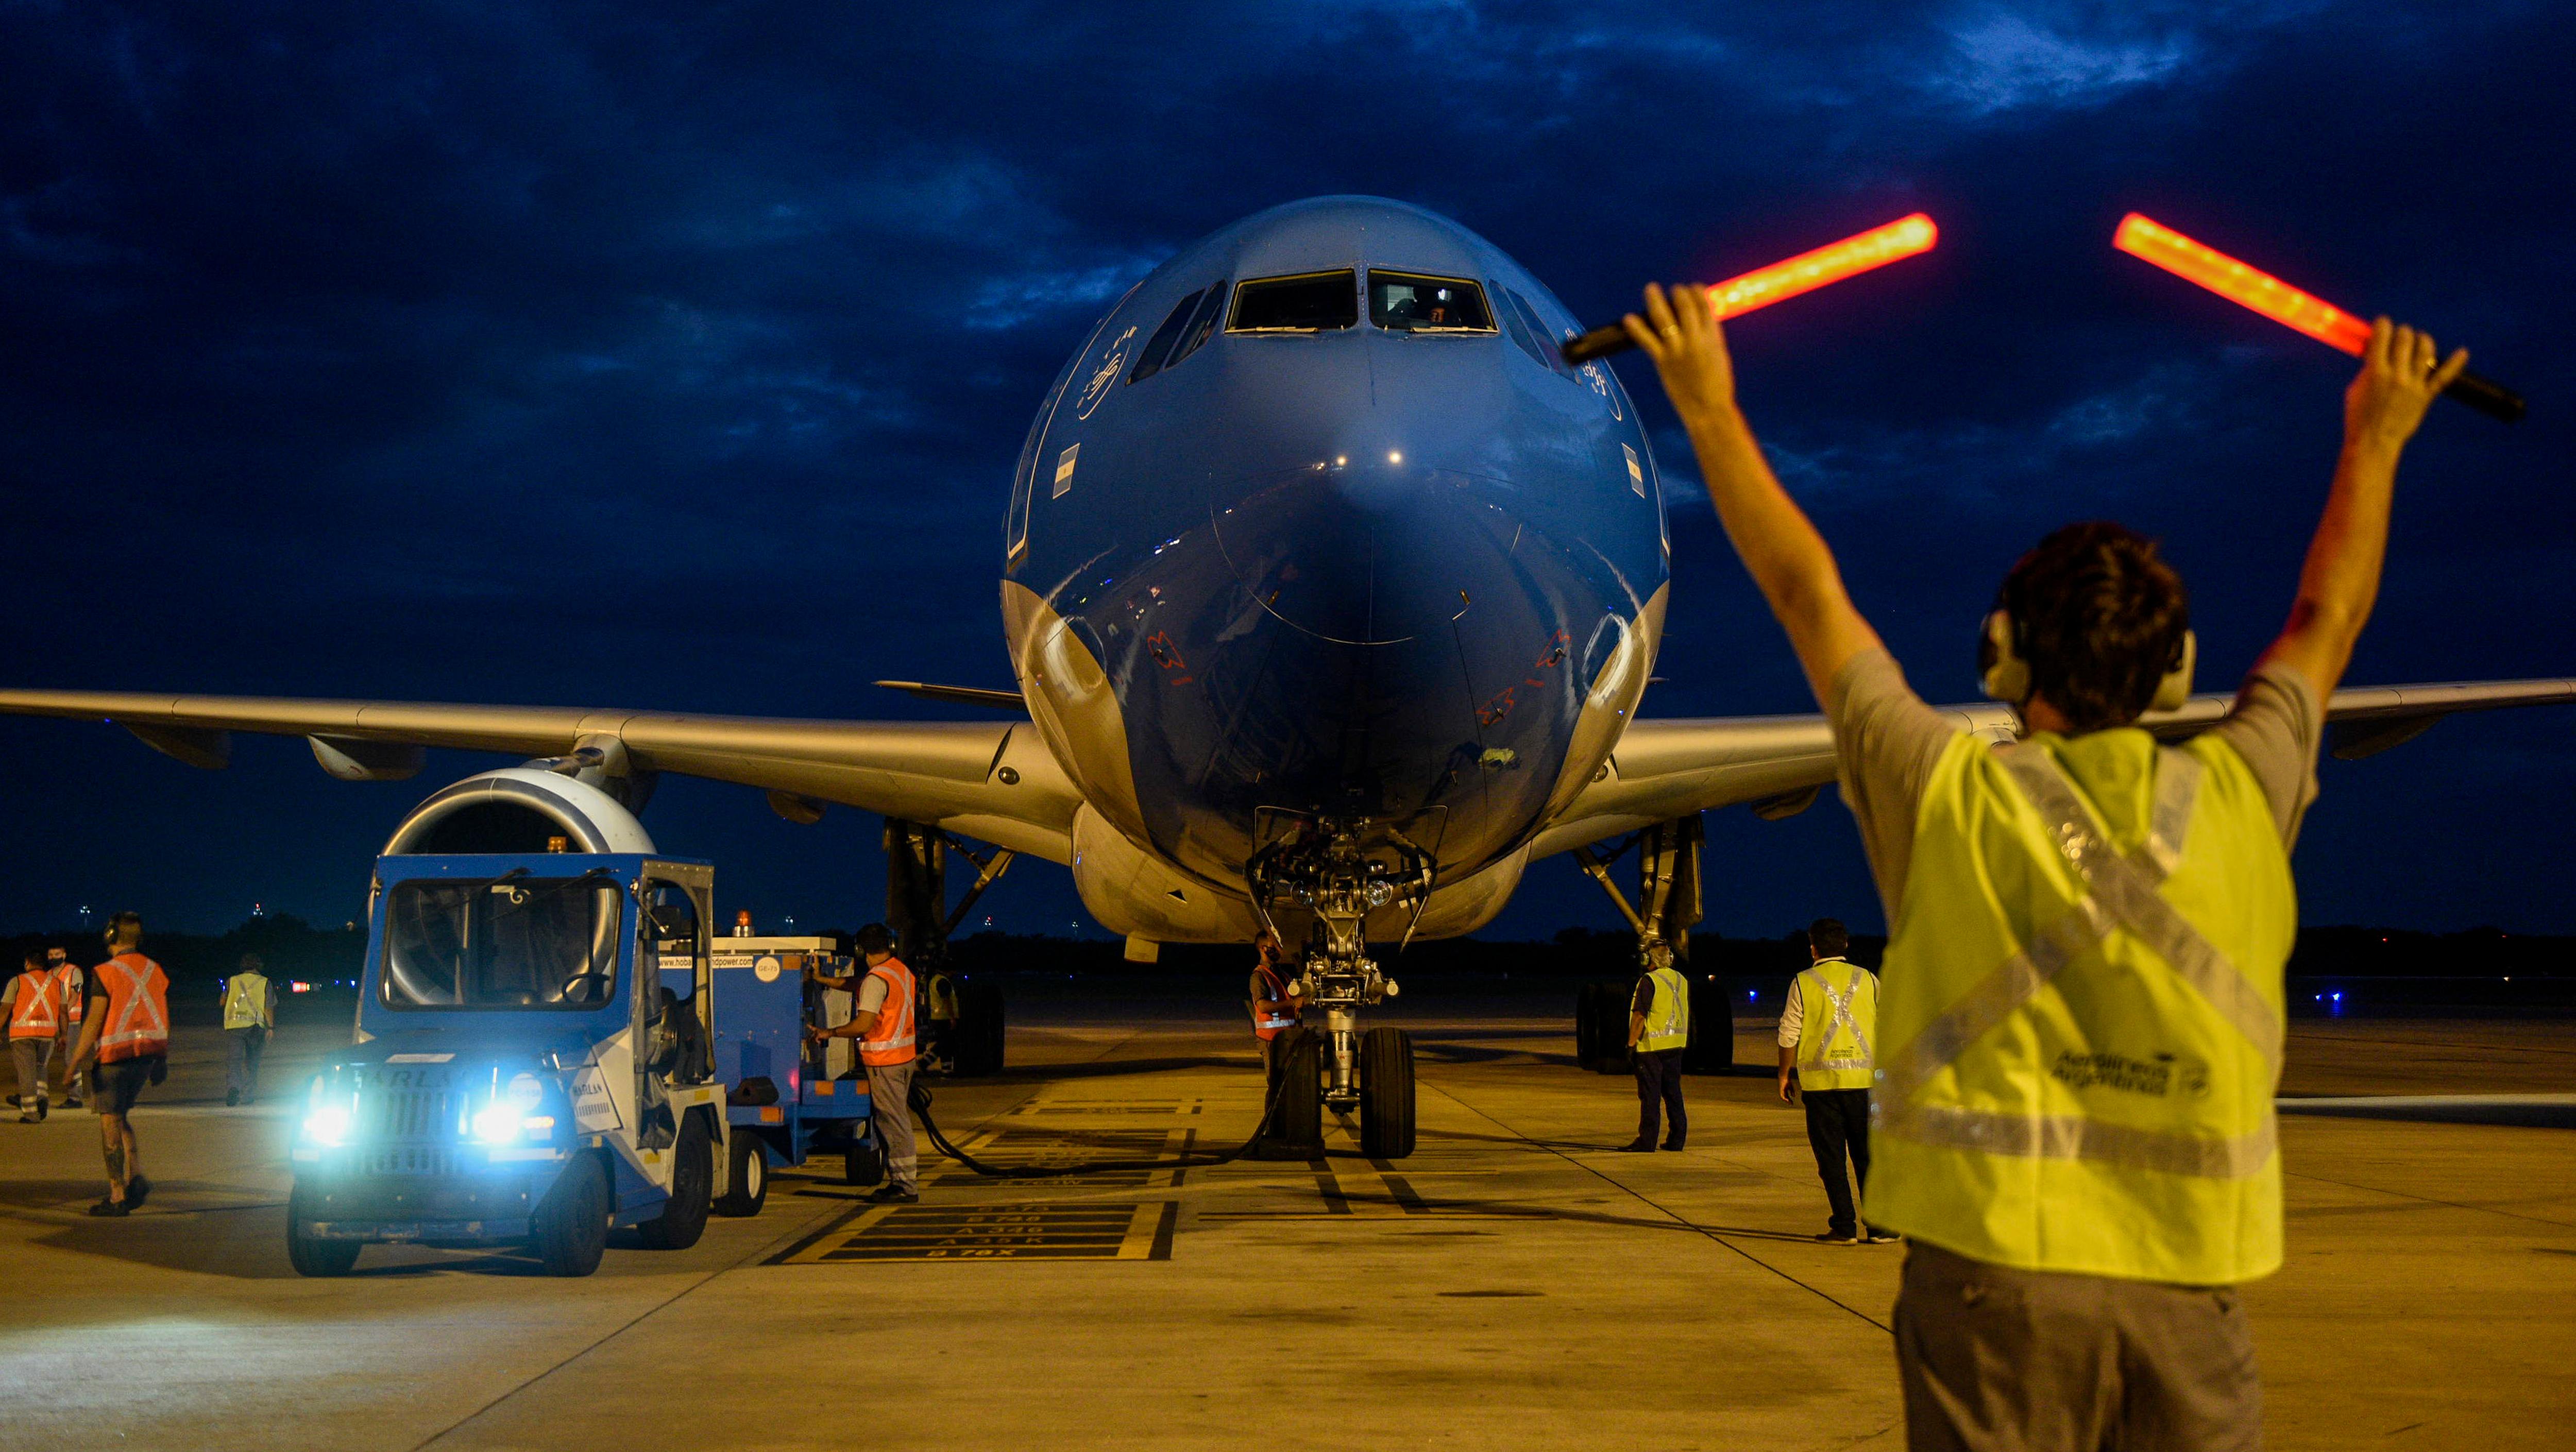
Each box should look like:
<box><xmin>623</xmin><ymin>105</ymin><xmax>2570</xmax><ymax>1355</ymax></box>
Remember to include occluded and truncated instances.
<box><xmin>1991</xmin><ymin>522</ymin><xmax>2191</xmax><ymax>733</ymax></box>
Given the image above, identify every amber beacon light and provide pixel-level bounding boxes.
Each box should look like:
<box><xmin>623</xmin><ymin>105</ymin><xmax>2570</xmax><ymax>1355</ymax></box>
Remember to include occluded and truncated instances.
<box><xmin>1560</xmin><ymin>213</ymin><xmax>1939</xmax><ymax>364</ymax></box>
<box><xmin>2113</xmin><ymin>213</ymin><xmax>2523</xmax><ymax>422</ymax></box>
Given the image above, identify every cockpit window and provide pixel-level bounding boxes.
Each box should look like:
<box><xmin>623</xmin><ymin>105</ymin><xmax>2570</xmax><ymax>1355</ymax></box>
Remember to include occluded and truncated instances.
<box><xmin>1128</xmin><ymin>286</ymin><xmax>1209</xmax><ymax>384</ymax></box>
<box><xmin>1165</xmin><ymin>279</ymin><xmax>1228</xmax><ymax>366</ymax></box>
<box><xmin>1368</xmin><ymin>272</ymin><xmax>1495</xmax><ymax>333</ymax></box>
<box><xmin>1229</xmin><ymin>270</ymin><xmax>1359</xmax><ymax>332</ymax></box>
<box><xmin>1503</xmin><ymin>287</ymin><xmax>1574</xmax><ymax>375</ymax></box>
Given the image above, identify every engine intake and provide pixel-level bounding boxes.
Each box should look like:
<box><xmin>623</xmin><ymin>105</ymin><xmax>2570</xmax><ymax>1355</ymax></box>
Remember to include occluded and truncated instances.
<box><xmin>383</xmin><ymin>768</ymin><xmax>656</xmax><ymax>857</ymax></box>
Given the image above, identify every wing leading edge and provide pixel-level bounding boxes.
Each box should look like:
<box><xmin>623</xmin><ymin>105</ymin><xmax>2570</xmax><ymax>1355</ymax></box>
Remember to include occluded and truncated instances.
<box><xmin>0</xmin><ymin>689</ymin><xmax>1082</xmax><ymax>864</ymax></box>
<box><xmin>1535</xmin><ymin>676</ymin><xmax>2576</xmax><ymax>857</ymax></box>
<box><xmin>3</xmin><ymin>674</ymin><xmax>2569</xmax><ymax>872</ymax></box>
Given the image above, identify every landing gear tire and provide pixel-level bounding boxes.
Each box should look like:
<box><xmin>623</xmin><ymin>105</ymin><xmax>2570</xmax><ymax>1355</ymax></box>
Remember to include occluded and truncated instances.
<box><xmin>637</xmin><ymin>1113</ymin><xmax>712</xmax><ymax>1250</ymax></box>
<box><xmin>843</xmin><ymin>1129</ymin><xmax>886</xmax><ymax>1187</ymax></box>
<box><xmin>532</xmin><ymin>1152</ymin><xmax>611</xmax><ymax>1277</ymax></box>
<box><xmin>1359</xmin><ymin>1026</ymin><xmax>1415</xmax><ymax>1159</ymax></box>
<box><xmin>715</xmin><ymin>1128</ymin><xmax>769</xmax><ymax>1217</ymax></box>
<box><xmin>1259</xmin><ymin>1027</ymin><xmax>1324</xmax><ymax>1158</ymax></box>
<box><xmin>951</xmin><ymin>982</ymin><xmax>1006</xmax><ymax>1077</ymax></box>
<box><xmin>285</xmin><ymin>1182</ymin><xmax>361</xmax><ymax>1278</ymax></box>
<box><xmin>1576</xmin><ymin>982</ymin><xmax>1631</xmax><ymax>1073</ymax></box>
<box><xmin>1684</xmin><ymin>973</ymin><xmax>1736</xmax><ymax>1074</ymax></box>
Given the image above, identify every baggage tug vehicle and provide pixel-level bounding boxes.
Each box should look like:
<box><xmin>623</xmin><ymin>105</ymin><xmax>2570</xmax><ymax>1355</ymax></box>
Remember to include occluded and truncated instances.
<box><xmin>285</xmin><ymin>766</ymin><xmax>884</xmax><ymax>1276</ymax></box>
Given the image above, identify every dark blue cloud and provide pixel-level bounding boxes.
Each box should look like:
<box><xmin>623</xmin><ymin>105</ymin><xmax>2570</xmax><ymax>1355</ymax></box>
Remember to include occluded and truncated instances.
<box><xmin>3</xmin><ymin>0</ymin><xmax>2570</xmax><ymax>939</ymax></box>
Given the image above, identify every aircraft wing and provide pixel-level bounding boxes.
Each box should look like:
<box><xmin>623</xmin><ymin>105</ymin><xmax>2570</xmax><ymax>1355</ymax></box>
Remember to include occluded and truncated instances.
<box><xmin>0</xmin><ymin>689</ymin><xmax>1083</xmax><ymax>864</ymax></box>
<box><xmin>1532</xmin><ymin>676</ymin><xmax>2576</xmax><ymax>857</ymax></box>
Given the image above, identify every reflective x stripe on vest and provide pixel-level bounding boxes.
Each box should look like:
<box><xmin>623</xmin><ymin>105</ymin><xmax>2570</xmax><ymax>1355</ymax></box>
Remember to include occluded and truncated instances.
<box><xmin>1862</xmin><ymin>732</ymin><xmax>2293</xmax><ymax>1286</ymax></box>
<box><xmin>1252</xmin><ymin>964</ymin><xmax>1299</xmax><ymax>1040</ymax></box>
<box><xmin>223</xmin><ymin>973</ymin><xmax>272</xmax><ymax>1030</ymax></box>
<box><xmin>1794</xmin><ymin>960</ymin><xmax>1875</xmax><ymax>1090</ymax></box>
<box><xmin>1874</xmin><ymin>747</ymin><xmax>2281</xmax><ymax>1174</ymax></box>
<box><xmin>9</xmin><ymin>970</ymin><xmax>58</xmax><ymax>1038</ymax></box>
<box><xmin>1636</xmin><ymin>966</ymin><xmax>1690</xmax><ymax>1053</ymax></box>
<box><xmin>858</xmin><ymin>958</ymin><xmax>917</xmax><ymax>1066</ymax></box>
<box><xmin>53</xmin><ymin>966</ymin><xmax>84</xmax><ymax>1025</ymax></box>
<box><xmin>97</xmin><ymin>954</ymin><xmax>171</xmax><ymax>1063</ymax></box>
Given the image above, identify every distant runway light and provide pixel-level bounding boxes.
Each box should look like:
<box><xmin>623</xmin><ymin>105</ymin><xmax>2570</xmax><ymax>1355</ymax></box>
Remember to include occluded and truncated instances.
<box><xmin>2112</xmin><ymin>212</ymin><xmax>2523</xmax><ymax>421</ymax></box>
<box><xmin>1563</xmin><ymin>213</ymin><xmax>1940</xmax><ymax>364</ymax></box>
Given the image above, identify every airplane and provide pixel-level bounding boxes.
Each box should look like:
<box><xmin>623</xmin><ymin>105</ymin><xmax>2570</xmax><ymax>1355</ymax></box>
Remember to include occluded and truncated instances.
<box><xmin>7</xmin><ymin>195</ymin><xmax>2572</xmax><ymax>1157</ymax></box>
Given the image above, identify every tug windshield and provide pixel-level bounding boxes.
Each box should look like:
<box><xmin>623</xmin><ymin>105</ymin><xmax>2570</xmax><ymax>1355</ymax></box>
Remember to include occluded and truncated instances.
<box><xmin>381</xmin><ymin>876</ymin><xmax>623</xmax><ymax>1011</ymax></box>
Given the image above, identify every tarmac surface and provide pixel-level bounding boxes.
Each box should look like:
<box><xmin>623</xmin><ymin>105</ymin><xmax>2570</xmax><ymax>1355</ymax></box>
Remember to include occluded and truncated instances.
<box><xmin>0</xmin><ymin>996</ymin><xmax>2569</xmax><ymax>1451</ymax></box>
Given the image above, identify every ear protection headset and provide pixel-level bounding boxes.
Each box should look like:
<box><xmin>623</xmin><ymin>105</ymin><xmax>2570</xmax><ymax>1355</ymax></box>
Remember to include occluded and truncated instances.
<box><xmin>1980</xmin><ymin>610</ymin><xmax>2196</xmax><ymax>714</ymax></box>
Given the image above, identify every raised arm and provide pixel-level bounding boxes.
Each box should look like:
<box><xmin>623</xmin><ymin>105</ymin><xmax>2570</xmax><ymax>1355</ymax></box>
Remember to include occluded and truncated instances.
<box><xmin>2258</xmin><ymin>319</ymin><xmax>2468</xmax><ymax>698</ymax></box>
<box><xmin>1623</xmin><ymin>284</ymin><xmax>1884</xmax><ymax>706</ymax></box>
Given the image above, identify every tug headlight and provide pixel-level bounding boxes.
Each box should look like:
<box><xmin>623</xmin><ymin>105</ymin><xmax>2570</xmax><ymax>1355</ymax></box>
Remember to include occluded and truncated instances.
<box><xmin>472</xmin><ymin>1103</ymin><xmax>525</xmax><ymax>1144</ymax></box>
<box><xmin>302</xmin><ymin>1104</ymin><xmax>354</xmax><ymax>1147</ymax></box>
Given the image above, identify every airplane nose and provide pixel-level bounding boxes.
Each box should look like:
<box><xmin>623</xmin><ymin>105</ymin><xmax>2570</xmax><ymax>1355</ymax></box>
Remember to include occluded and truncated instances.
<box><xmin>1210</xmin><ymin>459</ymin><xmax>1509</xmax><ymax>645</ymax></box>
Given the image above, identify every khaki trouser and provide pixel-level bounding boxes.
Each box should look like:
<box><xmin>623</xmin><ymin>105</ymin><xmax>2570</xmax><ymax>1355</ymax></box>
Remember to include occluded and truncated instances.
<box><xmin>10</xmin><ymin>1038</ymin><xmax>52</xmax><ymax>1114</ymax></box>
<box><xmin>866</xmin><ymin>1060</ymin><xmax>918</xmax><ymax>1191</ymax></box>
<box><xmin>1894</xmin><ymin>1241</ymin><xmax>2260</xmax><ymax>1452</ymax></box>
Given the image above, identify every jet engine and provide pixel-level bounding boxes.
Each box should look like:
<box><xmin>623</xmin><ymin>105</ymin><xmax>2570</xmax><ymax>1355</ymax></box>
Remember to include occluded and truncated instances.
<box><xmin>382</xmin><ymin>767</ymin><xmax>657</xmax><ymax>857</ymax></box>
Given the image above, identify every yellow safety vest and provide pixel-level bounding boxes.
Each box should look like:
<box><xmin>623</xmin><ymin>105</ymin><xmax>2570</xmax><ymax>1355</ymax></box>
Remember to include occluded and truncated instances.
<box><xmin>1861</xmin><ymin>728</ymin><xmax>2293</xmax><ymax>1286</ymax></box>
<box><xmin>1636</xmin><ymin>966</ymin><xmax>1690</xmax><ymax>1053</ymax></box>
<box><xmin>1793</xmin><ymin>959</ymin><xmax>1877</xmax><ymax>1091</ymax></box>
<box><xmin>223</xmin><ymin>973</ymin><xmax>272</xmax><ymax>1031</ymax></box>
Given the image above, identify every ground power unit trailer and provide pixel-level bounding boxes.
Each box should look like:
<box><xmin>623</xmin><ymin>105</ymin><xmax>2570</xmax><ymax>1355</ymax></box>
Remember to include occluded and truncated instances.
<box><xmin>284</xmin><ymin>767</ymin><xmax>887</xmax><ymax>1276</ymax></box>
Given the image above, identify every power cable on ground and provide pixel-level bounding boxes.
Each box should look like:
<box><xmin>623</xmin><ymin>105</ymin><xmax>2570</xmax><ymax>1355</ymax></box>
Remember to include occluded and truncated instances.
<box><xmin>912</xmin><ymin>1068</ymin><xmax>1295</xmax><ymax>1176</ymax></box>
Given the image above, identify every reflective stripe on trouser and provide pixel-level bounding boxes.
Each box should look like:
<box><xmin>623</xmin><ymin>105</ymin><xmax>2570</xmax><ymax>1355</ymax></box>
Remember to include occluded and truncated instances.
<box><xmin>867</xmin><ymin>1060</ymin><xmax>919</xmax><ymax>1190</ymax></box>
<box><xmin>1874</xmin><ymin>744</ymin><xmax>2282</xmax><ymax>1180</ymax></box>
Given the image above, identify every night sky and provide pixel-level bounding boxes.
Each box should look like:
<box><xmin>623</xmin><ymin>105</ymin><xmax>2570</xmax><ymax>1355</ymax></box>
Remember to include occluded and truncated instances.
<box><xmin>5</xmin><ymin>3</ymin><xmax>2572</xmax><ymax>945</ymax></box>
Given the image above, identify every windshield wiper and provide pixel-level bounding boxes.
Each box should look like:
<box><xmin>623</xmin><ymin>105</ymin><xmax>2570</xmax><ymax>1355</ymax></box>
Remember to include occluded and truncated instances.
<box><xmin>493</xmin><ymin>865</ymin><xmax>618</xmax><ymax>911</ymax></box>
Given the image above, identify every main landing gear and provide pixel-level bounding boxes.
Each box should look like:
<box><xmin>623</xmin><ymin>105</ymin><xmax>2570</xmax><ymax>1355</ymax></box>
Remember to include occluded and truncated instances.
<box><xmin>1569</xmin><ymin>816</ymin><xmax>1734</xmax><ymax>1074</ymax></box>
<box><xmin>884</xmin><ymin>819</ymin><xmax>1013</xmax><ymax>1078</ymax></box>
<box><xmin>1248</xmin><ymin>820</ymin><xmax>1429</xmax><ymax>1159</ymax></box>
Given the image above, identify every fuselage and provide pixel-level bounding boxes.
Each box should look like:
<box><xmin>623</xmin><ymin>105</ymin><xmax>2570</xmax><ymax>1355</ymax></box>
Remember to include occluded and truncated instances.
<box><xmin>1002</xmin><ymin>197</ymin><xmax>1669</xmax><ymax>937</ymax></box>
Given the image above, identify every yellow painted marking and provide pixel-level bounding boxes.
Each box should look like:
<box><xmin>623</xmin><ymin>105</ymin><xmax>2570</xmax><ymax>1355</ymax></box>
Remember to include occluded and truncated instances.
<box><xmin>776</xmin><ymin>1202</ymin><xmax>1172</xmax><ymax>1263</ymax></box>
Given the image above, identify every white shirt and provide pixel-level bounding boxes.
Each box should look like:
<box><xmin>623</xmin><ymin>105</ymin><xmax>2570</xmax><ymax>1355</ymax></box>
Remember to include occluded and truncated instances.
<box><xmin>856</xmin><ymin>971</ymin><xmax>891</xmax><ymax>1014</ymax></box>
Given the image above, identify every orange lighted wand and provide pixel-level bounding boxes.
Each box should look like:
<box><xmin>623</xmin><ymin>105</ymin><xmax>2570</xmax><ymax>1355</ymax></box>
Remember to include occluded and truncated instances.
<box><xmin>2114</xmin><ymin>213</ymin><xmax>2523</xmax><ymax>422</ymax></box>
<box><xmin>1561</xmin><ymin>213</ymin><xmax>1938</xmax><ymax>364</ymax></box>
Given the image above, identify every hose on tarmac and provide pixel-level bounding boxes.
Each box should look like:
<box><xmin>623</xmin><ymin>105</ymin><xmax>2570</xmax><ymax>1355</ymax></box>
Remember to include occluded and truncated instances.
<box><xmin>909</xmin><ymin>1065</ymin><xmax>1298</xmax><ymax>1178</ymax></box>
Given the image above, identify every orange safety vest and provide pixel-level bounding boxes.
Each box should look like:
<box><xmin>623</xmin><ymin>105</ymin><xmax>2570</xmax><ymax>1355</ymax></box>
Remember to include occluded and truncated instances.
<box><xmin>857</xmin><ymin>956</ymin><xmax>917</xmax><ymax>1067</ymax></box>
<box><xmin>1251</xmin><ymin>962</ymin><xmax>1300</xmax><ymax>1041</ymax></box>
<box><xmin>95</xmin><ymin>953</ymin><xmax>171</xmax><ymax>1064</ymax></box>
<box><xmin>8</xmin><ymin>969</ymin><xmax>58</xmax><ymax>1039</ymax></box>
<box><xmin>53</xmin><ymin>965</ymin><xmax>84</xmax><ymax>1026</ymax></box>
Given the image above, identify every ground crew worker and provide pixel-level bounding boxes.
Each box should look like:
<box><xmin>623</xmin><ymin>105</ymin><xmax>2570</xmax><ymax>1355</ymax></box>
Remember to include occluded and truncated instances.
<box><xmin>222</xmin><ymin>952</ymin><xmax>277</xmax><ymax>1106</ymax></box>
<box><xmin>8</xmin><ymin>947</ymin><xmax>62</xmax><ymax>1122</ymax></box>
<box><xmin>806</xmin><ymin>924</ymin><xmax>920</xmax><ymax>1203</ymax></box>
<box><xmin>66</xmin><ymin>912</ymin><xmax>169</xmax><ymax>1216</ymax></box>
<box><xmin>1626</xmin><ymin>284</ymin><xmax>2464</xmax><ymax>1449</ymax></box>
<box><xmin>48</xmin><ymin>947</ymin><xmax>86</xmax><ymax>1109</ymax></box>
<box><xmin>1620</xmin><ymin>941</ymin><xmax>1689</xmax><ymax>1151</ymax></box>
<box><xmin>1776</xmin><ymin>919</ymin><xmax>1894</xmax><ymax>1243</ymax></box>
<box><xmin>1248</xmin><ymin>930</ymin><xmax>1303</xmax><ymax>1080</ymax></box>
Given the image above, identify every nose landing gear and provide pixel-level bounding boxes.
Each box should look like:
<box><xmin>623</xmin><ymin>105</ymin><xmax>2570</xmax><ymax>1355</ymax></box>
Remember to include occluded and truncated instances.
<box><xmin>1247</xmin><ymin>819</ymin><xmax>1430</xmax><ymax>1160</ymax></box>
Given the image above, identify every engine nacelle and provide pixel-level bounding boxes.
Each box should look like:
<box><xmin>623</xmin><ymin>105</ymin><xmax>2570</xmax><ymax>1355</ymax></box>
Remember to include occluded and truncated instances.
<box><xmin>383</xmin><ymin>767</ymin><xmax>656</xmax><ymax>857</ymax></box>
<box><xmin>1070</xmin><ymin>806</ymin><xmax>1260</xmax><ymax>943</ymax></box>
